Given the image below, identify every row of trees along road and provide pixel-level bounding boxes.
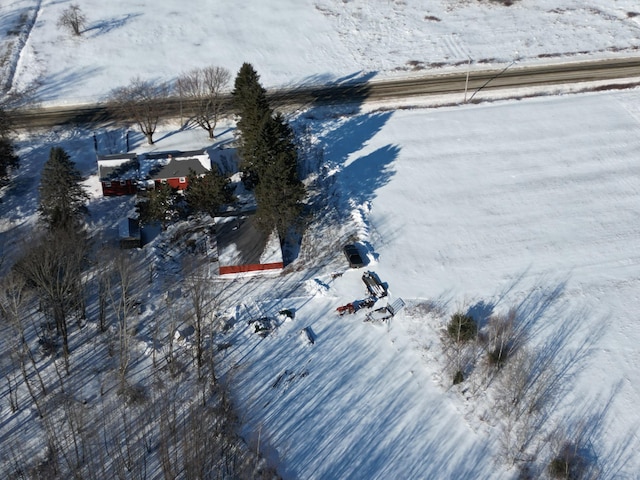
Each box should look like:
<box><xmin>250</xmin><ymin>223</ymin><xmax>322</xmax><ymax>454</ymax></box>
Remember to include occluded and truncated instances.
<box><xmin>108</xmin><ymin>66</ymin><xmax>231</xmax><ymax>145</ymax></box>
<box><xmin>232</xmin><ymin>62</ymin><xmax>306</xmax><ymax>241</ymax></box>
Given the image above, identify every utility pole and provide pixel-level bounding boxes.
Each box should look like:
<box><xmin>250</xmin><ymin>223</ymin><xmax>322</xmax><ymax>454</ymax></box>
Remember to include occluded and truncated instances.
<box><xmin>468</xmin><ymin>59</ymin><xmax>516</xmax><ymax>103</ymax></box>
<box><xmin>464</xmin><ymin>57</ymin><xmax>471</xmax><ymax>103</ymax></box>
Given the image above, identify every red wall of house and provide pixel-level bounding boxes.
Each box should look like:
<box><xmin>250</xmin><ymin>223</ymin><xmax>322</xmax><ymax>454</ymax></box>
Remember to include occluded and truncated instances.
<box><xmin>155</xmin><ymin>178</ymin><xmax>189</xmax><ymax>190</ymax></box>
<box><xmin>102</xmin><ymin>180</ymin><xmax>137</xmax><ymax>196</ymax></box>
<box><xmin>219</xmin><ymin>262</ymin><xmax>284</xmax><ymax>275</ymax></box>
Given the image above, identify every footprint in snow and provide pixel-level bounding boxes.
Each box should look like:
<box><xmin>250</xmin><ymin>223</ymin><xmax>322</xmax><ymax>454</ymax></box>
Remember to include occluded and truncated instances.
<box><xmin>305</xmin><ymin>278</ymin><xmax>330</xmax><ymax>296</ymax></box>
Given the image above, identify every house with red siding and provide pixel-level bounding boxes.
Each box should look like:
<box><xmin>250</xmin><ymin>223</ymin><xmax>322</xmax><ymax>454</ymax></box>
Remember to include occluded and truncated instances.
<box><xmin>144</xmin><ymin>149</ymin><xmax>211</xmax><ymax>190</ymax></box>
<box><xmin>97</xmin><ymin>149</ymin><xmax>212</xmax><ymax>195</ymax></box>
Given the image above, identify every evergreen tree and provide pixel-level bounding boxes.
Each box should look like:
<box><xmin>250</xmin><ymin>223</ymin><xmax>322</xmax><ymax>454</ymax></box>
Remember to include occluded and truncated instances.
<box><xmin>136</xmin><ymin>183</ymin><xmax>173</xmax><ymax>227</ymax></box>
<box><xmin>232</xmin><ymin>64</ymin><xmax>306</xmax><ymax>240</ymax></box>
<box><xmin>254</xmin><ymin>114</ymin><xmax>305</xmax><ymax>240</ymax></box>
<box><xmin>38</xmin><ymin>147</ymin><xmax>88</xmax><ymax>231</ymax></box>
<box><xmin>232</xmin><ymin>63</ymin><xmax>272</xmax><ymax>187</ymax></box>
<box><xmin>185</xmin><ymin>168</ymin><xmax>233</xmax><ymax>217</ymax></box>
<box><xmin>0</xmin><ymin>108</ymin><xmax>19</xmax><ymax>187</ymax></box>
<box><xmin>14</xmin><ymin>227</ymin><xmax>89</xmax><ymax>369</ymax></box>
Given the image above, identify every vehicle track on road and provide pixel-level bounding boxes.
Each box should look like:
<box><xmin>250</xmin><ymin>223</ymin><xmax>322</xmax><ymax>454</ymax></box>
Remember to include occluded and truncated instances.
<box><xmin>7</xmin><ymin>56</ymin><xmax>640</xmax><ymax>129</ymax></box>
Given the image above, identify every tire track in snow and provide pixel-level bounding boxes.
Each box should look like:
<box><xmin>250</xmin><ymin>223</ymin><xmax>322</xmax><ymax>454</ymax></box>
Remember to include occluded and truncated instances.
<box><xmin>441</xmin><ymin>33</ymin><xmax>470</xmax><ymax>61</ymax></box>
<box><xmin>2</xmin><ymin>0</ymin><xmax>42</xmax><ymax>94</ymax></box>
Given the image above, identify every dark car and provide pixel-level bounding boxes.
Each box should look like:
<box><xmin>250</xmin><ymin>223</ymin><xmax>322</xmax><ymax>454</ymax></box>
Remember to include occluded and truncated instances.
<box><xmin>343</xmin><ymin>244</ymin><xmax>365</xmax><ymax>268</ymax></box>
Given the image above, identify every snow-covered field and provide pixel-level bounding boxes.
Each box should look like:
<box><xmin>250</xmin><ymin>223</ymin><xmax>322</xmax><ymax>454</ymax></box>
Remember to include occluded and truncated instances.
<box><xmin>1</xmin><ymin>0</ymin><xmax>640</xmax><ymax>479</ymax></box>
<box><xmin>2</xmin><ymin>0</ymin><xmax>640</xmax><ymax>105</ymax></box>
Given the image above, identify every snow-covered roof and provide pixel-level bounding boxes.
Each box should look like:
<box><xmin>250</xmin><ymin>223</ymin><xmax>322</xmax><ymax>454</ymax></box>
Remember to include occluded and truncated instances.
<box><xmin>118</xmin><ymin>217</ymin><xmax>140</xmax><ymax>239</ymax></box>
<box><xmin>97</xmin><ymin>150</ymin><xmax>212</xmax><ymax>183</ymax></box>
<box><xmin>215</xmin><ymin>215</ymin><xmax>282</xmax><ymax>270</ymax></box>
<box><xmin>97</xmin><ymin>154</ymin><xmax>139</xmax><ymax>181</ymax></box>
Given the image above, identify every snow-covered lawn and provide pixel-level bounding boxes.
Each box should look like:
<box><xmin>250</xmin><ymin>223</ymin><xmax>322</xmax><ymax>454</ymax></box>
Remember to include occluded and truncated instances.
<box><xmin>210</xmin><ymin>89</ymin><xmax>640</xmax><ymax>479</ymax></box>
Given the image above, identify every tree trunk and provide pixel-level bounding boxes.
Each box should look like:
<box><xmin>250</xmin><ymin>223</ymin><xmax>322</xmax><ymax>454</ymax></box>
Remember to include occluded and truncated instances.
<box><xmin>54</xmin><ymin>302</ymin><xmax>70</xmax><ymax>370</ymax></box>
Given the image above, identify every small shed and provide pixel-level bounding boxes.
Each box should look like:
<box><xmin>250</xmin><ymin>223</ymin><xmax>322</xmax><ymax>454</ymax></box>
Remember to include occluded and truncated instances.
<box><xmin>215</xmin><ymin>215</ymin><xmax>284</xmax><ymax>275</ymax></box>
<box><xmin>119</xmin><ymin>217</ymin><xmax>141</xmax><ymax>249</ymax></box>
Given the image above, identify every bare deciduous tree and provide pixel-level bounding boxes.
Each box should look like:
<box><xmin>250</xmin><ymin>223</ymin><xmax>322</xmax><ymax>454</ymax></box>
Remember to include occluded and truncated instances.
<box><xmin>108</xmin><ymin>77</ymin><xmax>170</xmax><ymax>145</ymax></box>
<box><xmin>96</xmin><ymin>266</ymin><xmax>109</xmax><ymax>333</ymax></box>
<box><xmin>57</xmin><ymin>4</ymin><xmax>87</xmax><ymax>36</ymax></box>
<box><xmin>184</xmin><ymin>266</ymin><xmax>215</xmax><ymax>380</ymax></box>
<box><xmin>105</xmin><ymin>251</ymin><xmax>139</xmax><ymax>382</ymax></box>
<box><xmin>484</xmin><ymin>308</ymin><xmax>521</xmax><ymax>370</ymax></box>
<box><xmin>14</xmin><ymin>230</ymin><xmax>88</xmax><ymax>371</ymax></box>
<box><xmin>546</xmin><ymin>421</ymin><xmax>601</xmax><ymax>480</ymax></box>
<box><xmin>176</xmin><ymin>66</ymin><xmax>231</xmax><ymax>138</ymax></box>
<box><xmin>0</xmin><ymin>272</ymin><xmax>47</xmax><ymax>398</ymax></box>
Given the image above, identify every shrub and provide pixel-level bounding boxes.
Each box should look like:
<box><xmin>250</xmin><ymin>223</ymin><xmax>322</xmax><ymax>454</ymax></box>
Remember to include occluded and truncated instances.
<box><xmin>447</xmin><ymin>312</ymin><xmax>477</xmax><ymax>343</ymax></box>
<box><xmin>119</xmin><ymin>382</ymin><xmax>148</xmax><ymax>405</ymax></box>
<box><xmin>57</xmin><ymin>5</ymin><xmax>87</xmax><ymax>36</ymax></box>
<box><xmin>487</xmin><ymin>345</ymin><xmax>509</xmax><ymax>368</ymax></box>
<box><xmin>453</xmin><ymin>370</ymin><xmax>464</xmax><ymax>385</ymax></box>
<box><xmin>548</xmin><ymin>443</ymin><xmax>587</xmax><ymax>480</ymax></box>
<box><xmin>484</xmin><ymin>309</ymin><xmax>518</xmax><ymax>369</ymax></box>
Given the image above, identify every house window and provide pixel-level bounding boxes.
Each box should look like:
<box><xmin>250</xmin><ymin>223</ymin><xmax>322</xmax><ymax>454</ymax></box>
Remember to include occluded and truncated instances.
<box><xmin>179</xmin><ymin>177</ymin><xmax>186</xmax><ymax>183</ymax></box>
<box><xmin>104</xmin><ymin>181</ymin><xmax>112</xmax><ymax>187</ymax></box>
<box><xmin>120</xmin><ymin>180</ymin><xmax>127</xmax><ymax>186</ymax></box>
<box><xmin>161</xmin><ymin>179</ymin><xmax>167</xmax><ymax>184</ymax></box>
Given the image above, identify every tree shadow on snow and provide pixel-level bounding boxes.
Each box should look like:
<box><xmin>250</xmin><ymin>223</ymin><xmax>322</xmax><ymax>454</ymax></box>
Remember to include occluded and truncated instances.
<box><xmin>546</xmin><ymin>381</ymin><xmax>638</xmax><ymax>480</ymax></box>
<box><xmin>230</xmin><ymin>299</ymin><xmax>499</xmax><ymax>480</ymax></box>
<box><xmin>84</xmin><ymin>13</ymin><xmax>143</xmax><ymax>38</ymax></box>
<box><xmin>285</xmin><ymin>71</ymin><xmax>399</xmax><ymax>266</ymax></box>
<box><xmin>337</xmin><ymin>142</ymin><xmax>398</xmax><ymax>210</ymax></box>
<box><xmin>280</xmin><ymin>70</ymin><xmax>376</xmax><ymax>115</ymax></box>
<box><xmin>29</xmin><ymin>66</ymin><xmax>103</xmax><ymax>105</ymax></box>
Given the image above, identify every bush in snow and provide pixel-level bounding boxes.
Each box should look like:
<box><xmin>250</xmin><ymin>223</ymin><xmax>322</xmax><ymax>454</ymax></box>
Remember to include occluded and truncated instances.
<box><xmin>547</xmin><ymin>442</ymin><xmax>589</xmax><ymax>480</ymax></box>
<box><xmin>447</xmin><ymin>312</ymin><xmax>477</xmax><ymax>343</ymax></box>
<box><xmin>483</xmin><ymin>308</ymin><xmax>520</xmax><ymax>369</ymax></box>
<box><xmin>57</xmin><ymin>4</ymin><xmax>87</xmax><ymax>36</ymax></box>
<box><xmin>442</xmin><ymin>312</ymin><xmax>479</xmax><ymax>386</ymax></box>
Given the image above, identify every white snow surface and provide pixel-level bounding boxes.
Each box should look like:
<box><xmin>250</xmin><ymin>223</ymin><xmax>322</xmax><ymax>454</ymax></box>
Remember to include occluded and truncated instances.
<box><xmin>1</xmin><ymin>0</ymin><xmax>640</xmax><ymax>479</ymax></box>
<box><xmin>3</xmin><ymin>0</ymin><xmax>640</xmax><ymax>105</ymax></box>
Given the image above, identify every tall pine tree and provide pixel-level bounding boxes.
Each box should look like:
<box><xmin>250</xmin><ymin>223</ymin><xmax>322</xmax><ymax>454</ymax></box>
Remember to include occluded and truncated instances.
<box><xmin>232</xmin><ymin>62</ymin><xmax>272</xmax><ymax>188</ymax></box>
<box><xmin>38</xmin><ymin>147</ymin><xmax>88</xmax><ymax>231</ymax></box>
<box><xmin>232</xmin><ymin>64</ymin><xmax>306</xmax><ymax>241</ymax></box>
<box><xmin>254</xmin><ymin>114</ymin><xmax>305</xmax><ymax>240</ymax></box>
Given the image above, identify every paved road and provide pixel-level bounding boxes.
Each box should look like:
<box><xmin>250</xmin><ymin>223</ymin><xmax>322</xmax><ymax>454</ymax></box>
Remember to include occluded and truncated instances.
<box><xmin>8</xmin><ymin>56</ymin><xmax>640</xmax><ymax>129</ymax></box>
